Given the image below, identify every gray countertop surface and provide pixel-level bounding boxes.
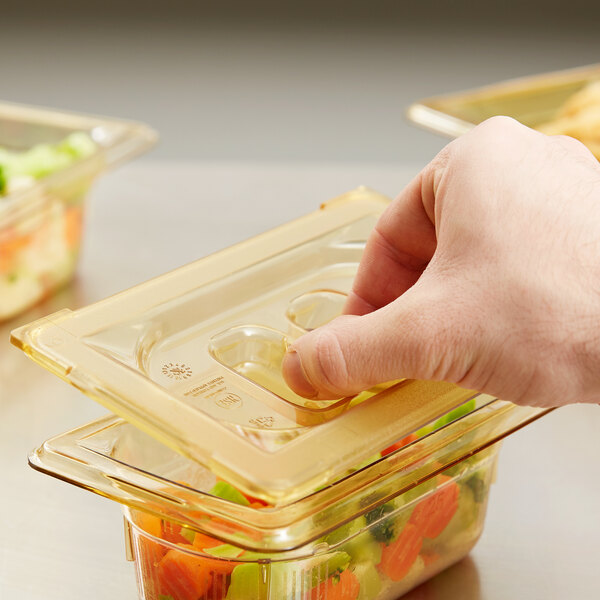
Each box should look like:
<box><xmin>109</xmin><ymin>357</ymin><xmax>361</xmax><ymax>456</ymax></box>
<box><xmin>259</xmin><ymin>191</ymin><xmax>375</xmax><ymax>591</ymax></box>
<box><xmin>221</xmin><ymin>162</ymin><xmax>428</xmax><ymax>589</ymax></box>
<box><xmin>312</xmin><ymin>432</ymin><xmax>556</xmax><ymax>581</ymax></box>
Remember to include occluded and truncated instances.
<box><xmin>1</xmin><ymin>161</ymin><xmax>599</xmax><ymax>600</ymax></box>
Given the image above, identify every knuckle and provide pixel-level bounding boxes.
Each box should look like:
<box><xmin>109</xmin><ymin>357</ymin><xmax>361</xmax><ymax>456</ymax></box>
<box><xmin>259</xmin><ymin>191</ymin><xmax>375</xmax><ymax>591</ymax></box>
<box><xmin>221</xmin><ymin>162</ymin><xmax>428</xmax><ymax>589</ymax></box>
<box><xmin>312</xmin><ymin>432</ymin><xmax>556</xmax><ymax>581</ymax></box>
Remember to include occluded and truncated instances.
<box><xmin>449</xmin><ymin>116</ymin><xmax>529</xmax><ymax>173</ymax></box>
<box><xmin>469</xmin><ymin>116</ymin><xmax>529</xmax><ymax>149</ymax></box>
<box><xmin>478</xmin><ymin>115</ymin><xmax>521</xmax><ymax>133</ymax></box>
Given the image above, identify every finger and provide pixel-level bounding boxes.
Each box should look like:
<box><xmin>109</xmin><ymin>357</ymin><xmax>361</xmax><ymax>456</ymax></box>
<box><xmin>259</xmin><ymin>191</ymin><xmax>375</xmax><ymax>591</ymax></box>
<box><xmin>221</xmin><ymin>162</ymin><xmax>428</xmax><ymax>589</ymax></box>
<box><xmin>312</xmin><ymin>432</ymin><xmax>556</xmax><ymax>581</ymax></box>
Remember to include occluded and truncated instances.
<box><xmin>344</xmin><ymin>155</ymin><xmax>446</xmax><ymax>316</ymax></box>
<box><xmin>283</xmin><ymin>278</ymin><xmax>475</xmax><ymax>399</ymax></box>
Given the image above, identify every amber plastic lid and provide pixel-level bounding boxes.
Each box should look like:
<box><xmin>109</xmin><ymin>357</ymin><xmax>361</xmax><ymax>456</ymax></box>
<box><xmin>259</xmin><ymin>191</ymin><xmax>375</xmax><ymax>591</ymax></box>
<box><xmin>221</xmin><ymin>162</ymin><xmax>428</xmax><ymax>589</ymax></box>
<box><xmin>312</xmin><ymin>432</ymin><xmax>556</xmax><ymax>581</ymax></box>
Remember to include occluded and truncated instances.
<box><xmin>12</xmin><ymin>187</ymin><xmax>548</xmax><ymax>505</ymax></box>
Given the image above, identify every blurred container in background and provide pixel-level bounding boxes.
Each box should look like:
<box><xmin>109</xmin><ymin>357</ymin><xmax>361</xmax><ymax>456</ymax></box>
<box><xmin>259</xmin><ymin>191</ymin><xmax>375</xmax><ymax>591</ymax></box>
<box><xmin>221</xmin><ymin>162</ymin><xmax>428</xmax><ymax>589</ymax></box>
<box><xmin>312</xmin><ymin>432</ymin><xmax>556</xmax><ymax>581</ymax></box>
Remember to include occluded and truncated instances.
<box><xmin>0</xmin><ymin>103</ymin><xmax>156</xmax><ymax>321</ymax></box>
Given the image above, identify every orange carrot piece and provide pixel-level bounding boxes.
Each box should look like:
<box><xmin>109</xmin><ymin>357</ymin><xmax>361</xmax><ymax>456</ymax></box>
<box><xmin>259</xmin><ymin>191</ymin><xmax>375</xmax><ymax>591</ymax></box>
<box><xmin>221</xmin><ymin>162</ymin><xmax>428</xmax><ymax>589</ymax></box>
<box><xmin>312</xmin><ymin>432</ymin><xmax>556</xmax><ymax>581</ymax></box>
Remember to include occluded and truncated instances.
<box><xmin>378</xmin><ymin>522</ymin><xmax>423</xmax><ymax>581</ymax></box>
<box><xmin>135</xmin><ymin>511</ymin><xmax>163</xmax><ymax>539</ymax></box>
<box><xmin>191</xmin><ymin>534</ymin><xmax>242</xmax><ymax>576</ymax></box>
<box><xmin>157</xmin><ymin>546</ymin><xmax>213</xmax><ymax>600</ymax></box>
<box><xmin>381</xmin><ymin>433</ymin><xmax>419</xmax><ymax>457</ymax></box>
<box><xmin>133</xmin><ymin>511</ymin><xmax>168</xmax><ymax>570</ymax></box>
<box><xmin>409</xmin><ymin>476</ymin><xmax>459</xmax><ymax>539</ymax></box>
<box><xmin>192</xmin><ymin>532</ymin><xmax>223</xmax><ymax>551</ymax></box>
<box><xmin>310</xmin><ymin>569</ymin><xmax>361</xmax><ymax>600</ymax></box>
<box><xmin>0</xmin><ymin>233</ymin><xmax>30</xmax><ymax>273</ymax></box>
<box><xmin>162</xmin><ymin>521</ymin><xmax>193</xmax><ymax>545</ymax></box>
<box><xmin>64</xmin><ymin>205</ymin><xmax>83</xmax><ymax>248</ymax></box>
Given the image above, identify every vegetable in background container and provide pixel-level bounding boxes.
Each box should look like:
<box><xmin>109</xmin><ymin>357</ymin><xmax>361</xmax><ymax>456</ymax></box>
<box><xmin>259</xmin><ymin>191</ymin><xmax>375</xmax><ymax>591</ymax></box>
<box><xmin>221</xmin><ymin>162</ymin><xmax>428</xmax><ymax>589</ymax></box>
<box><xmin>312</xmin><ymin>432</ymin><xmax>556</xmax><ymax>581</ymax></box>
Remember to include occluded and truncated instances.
<box><xmin>0</xmin><ymin>102</ymin><xmax>156</xmax><ymax>321</ymax></box>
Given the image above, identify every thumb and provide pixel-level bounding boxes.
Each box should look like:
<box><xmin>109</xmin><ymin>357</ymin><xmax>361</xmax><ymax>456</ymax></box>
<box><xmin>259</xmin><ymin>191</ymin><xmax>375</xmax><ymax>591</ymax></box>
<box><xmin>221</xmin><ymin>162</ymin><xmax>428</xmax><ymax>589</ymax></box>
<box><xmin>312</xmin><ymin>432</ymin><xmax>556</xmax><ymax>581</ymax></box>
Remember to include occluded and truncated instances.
<box><xmin>282</xmin><ymin>283</ymin><xmax>475</xmax><ymax>399</ymax></box>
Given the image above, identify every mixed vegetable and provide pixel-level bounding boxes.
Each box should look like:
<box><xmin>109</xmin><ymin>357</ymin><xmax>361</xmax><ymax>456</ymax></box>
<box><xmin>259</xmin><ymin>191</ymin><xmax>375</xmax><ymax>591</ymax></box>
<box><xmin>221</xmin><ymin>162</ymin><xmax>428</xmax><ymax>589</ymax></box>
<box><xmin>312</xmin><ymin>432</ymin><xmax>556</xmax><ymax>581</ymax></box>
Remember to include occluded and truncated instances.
<box><xmin>0</xmin><ymin>132</ymin><xmax>96</xmax><ymax>196</ymax></box>
<box><xmin>130</xmin><ymin>400</ymin><xmax>493</xmax><ymax>600</ymax></box>
<box><xmin>0</xmin><ymin>133</ymin><xmax>96</xmax><ymax>319</ymax></box>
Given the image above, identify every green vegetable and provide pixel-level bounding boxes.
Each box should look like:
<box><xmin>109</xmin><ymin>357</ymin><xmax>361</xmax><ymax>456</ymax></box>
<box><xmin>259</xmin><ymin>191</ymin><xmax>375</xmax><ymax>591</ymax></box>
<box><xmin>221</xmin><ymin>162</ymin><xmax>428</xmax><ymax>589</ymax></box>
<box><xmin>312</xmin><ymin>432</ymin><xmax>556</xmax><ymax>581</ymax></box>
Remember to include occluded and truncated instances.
<box><xmin>57</xmin><ymin>132</ymin><xmax>97</xmax><ymax>159</ymax></box>
<box><xmin>465</xmin><ymin>470</ymin><xmax>487</xmax><ymax>503</ymax></box>
<box><xmin>225</xmin><ymin>564</ymin><xmax>262</xmax><ymax>600</ymax></box>
<box><xmin>352</xmin><ymin>562</ymin><xmax>383</xmax><ymax>600</ymax></box>
<box><xmin>159</xmin><ymin>596</ymin><xmax>175</xmax><ymax>600</ymax></box>
<box><xmin>399</xmin><ymin>476</ymin><xmax>439</xmax><ymax>506</ymax></box>
<box><xmin>179</xmin><ymin>527</ymin><xmax>195</xmax><ymax>544</ymax></box>
<box><xmin>412</xmin><ymin>398</ymin><xmax>478</xmax><ymax>442</ymax></box>
<box><xmin>325</xmin><ymin>516</ymin><xmax>382</xmax><ymax>564</ymax></box>
<box><xmin>351</xmin><ymin>453</ymin><xmax>383</xmax><ymax>472</ymax></box>
<box><xmin>205</xmin><ymin>544</ymin><xmax>245</xmax><ymax>559</ymax></box>
<box><xmin>304</xmin><ymin>551</ymin><xmax>351</xmax><ymax>588</ymax></box>
<box><xmin>0</xmin><ymin>132</ymin><xmax>96</xmax><ymax>192</ymax></box>
<box><xmin>343</xmin><ymin>531</ymin><xmax>382</xmax><ymax>568</ymax></box>
<box><xmin>226</xmin><ymin>552</ymin><xmax>351</xmax><ymax>600</ymax></box>
<box><xmin>364</xmin><ymin>502</ymin><xmax>398</xmax><ymax>543</ymax></box>
<box><xmin>209</xmin><ymin>481</ymin><xmax>250</xmax><ymax>506</ymax></box>
<box><xmin>432</xmin><ymin>398</ymin><xmax>477</xmax><ymax>431</ymax></box>
<box><xmin>325</xmin><ymin>516</ymin><xmax>365</xmax><ymax>547</ymax></box>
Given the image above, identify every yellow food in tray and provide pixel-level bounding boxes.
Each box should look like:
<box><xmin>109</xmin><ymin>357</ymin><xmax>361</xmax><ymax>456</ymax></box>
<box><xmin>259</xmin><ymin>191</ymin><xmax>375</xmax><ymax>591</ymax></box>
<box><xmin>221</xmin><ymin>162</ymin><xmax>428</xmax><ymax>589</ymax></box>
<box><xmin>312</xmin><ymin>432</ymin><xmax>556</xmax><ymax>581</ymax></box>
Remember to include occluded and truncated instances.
<box><xmin>536</xmin><ymin>81</ymin><xmax>600</xmax><ymax>159</ymax></box>
<box><xmin>407</xmin><ymin>65</ymin><xmax>600</xmax><ymax>161</ymax></box>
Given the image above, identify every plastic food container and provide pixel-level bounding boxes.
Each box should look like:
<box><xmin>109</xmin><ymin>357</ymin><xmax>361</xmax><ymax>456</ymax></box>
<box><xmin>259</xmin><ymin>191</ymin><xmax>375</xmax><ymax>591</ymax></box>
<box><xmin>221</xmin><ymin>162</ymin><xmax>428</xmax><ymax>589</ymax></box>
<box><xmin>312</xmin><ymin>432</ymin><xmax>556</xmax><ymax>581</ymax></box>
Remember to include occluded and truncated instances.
<box><xmin>0</xmin><ymin>102</ymin><xmax>156</xmax><ymax>321</ymax></box>
<box><xmin>12</xmin><ymin>188</ymin><xmax>552</xmax><ymax>600</ymax></box>
<box><xmin>407</xmin><ymin>64</ymin><xmax>600</xmax><ymax>159</ymax></box>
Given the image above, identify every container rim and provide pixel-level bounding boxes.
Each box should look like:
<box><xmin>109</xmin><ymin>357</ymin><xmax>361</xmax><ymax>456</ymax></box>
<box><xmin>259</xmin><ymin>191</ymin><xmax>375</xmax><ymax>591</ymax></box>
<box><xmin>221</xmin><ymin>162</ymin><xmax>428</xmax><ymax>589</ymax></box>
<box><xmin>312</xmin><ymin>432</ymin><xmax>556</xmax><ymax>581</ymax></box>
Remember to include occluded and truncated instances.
<box><xmin>121</xmin><ymin>451</ymin><xmax>495</xmax><ymax>561</ymax></box>
<box><xmin>28</xmin><ymin>399</ymin><xmax>552</xmax><ymax>551</ymax></box>
<box><xmin>406</xmin><ymin>62</ymin><xmax>600</xmax><ymax>137</ymax></box>
<box><xmin>0</xmin><ymin>100</ymin><xmax>157</xmax><ymax>224</ymax></box>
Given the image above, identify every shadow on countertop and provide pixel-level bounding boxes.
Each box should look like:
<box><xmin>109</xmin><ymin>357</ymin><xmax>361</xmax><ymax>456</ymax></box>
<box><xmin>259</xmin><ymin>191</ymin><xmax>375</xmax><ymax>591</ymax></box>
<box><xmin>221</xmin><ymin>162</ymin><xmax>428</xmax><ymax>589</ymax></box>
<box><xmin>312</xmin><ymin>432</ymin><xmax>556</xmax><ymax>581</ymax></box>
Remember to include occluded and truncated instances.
<box><xmin>403</xmin><ymin>556</ymin><xmax>481</xmax><ymax>600</ymax></box>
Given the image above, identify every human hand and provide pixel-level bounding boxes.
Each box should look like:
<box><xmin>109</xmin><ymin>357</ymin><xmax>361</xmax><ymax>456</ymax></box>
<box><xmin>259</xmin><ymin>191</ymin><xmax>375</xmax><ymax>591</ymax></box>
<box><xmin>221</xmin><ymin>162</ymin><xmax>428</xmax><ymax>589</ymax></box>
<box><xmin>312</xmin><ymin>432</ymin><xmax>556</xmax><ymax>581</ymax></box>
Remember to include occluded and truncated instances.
<box><xmin>282</xmin><ymin>117</ymin><xmax>600</xmax><ymax>407</ymax></box>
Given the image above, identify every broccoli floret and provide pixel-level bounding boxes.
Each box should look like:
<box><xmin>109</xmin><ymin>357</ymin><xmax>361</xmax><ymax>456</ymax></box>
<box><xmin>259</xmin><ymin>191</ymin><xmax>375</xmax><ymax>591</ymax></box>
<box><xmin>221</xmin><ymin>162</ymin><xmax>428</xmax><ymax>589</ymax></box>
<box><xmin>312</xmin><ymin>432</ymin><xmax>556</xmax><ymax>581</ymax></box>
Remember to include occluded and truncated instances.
<box><xmin>365</xmin><ymin>502</ymin><xmax>397</xmax><ymax>543</ymax></box>
<box><xmin>465</xmin><ymin>471</ymin><xmax>487</xmax><ymax>503</ymax></box>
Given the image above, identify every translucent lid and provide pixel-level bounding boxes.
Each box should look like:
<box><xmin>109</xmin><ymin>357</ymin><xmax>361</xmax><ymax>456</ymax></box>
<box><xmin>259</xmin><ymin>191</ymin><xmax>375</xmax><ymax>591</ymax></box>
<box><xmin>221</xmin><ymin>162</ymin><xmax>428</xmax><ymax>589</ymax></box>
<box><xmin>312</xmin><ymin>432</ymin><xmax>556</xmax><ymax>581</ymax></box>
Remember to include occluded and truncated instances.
<box><xmin>11</xmin><ymin>187</ymin><xmax>542</xmax><ymax>504</ymax></box>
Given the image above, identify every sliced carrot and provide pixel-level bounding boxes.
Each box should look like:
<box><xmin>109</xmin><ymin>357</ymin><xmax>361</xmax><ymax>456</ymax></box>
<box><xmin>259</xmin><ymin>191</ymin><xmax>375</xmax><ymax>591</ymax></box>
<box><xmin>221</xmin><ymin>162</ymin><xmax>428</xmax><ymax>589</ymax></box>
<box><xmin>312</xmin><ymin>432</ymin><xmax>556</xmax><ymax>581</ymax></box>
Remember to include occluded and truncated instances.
<box><xmin>191</xmin><ymin>534</ymin><xmax>242</xmax><ymax>575</ymax></box>
<box><xmin>139</xmin><ymin>531</ymin><xmax>167</xmax><ymax>564</ymax></box>
<box><xmin>133</xmin><ymin>511</ymin><xmax>168</xmax><ymax>571</ymax></box>
<box><xmin>243</xmin><ymin>494</ymin><xmax>270</xmax><ymax>507</ymax></box>
<box><xmin>64</xmin><ymin>205</ymin><xmax>83</xmax><ymax>249</ymax></box>
<box><xmin>409</xmin><ymin>476</ymin><xmax>459</xmax><ymax>539</ymax></box>
<box><xmin>248</xmin><ymin>499</ymin><xmax>270</xmax><ymax>508</ymax></box>
<box><xmin>378</xmin><ymin>522</ymin><xmax>423</xmax><ymax>581</ymax></box>
<box><xmin>192</xmin><ymin>532</ymin><xmax>223</xmax><ymax>551</ymax></box>
<box><xmin>310</xmin><ymin>569</ymin><xmax>361</xmax><ymax>600</ymax></box>
<box><xmin>0</xmin><ymin>233</ymin><xmax>30</xmax><ymax>273</ymax></box>
<box><xmin>202</xmin><ymin>556</ymin><xmax>241</xmax><ymax>577</ymax></box>
<box><xmin>135</xmin><ymin>511</ymin><xmax>163</xmax><ymax>539</ymax></box>
<box><xmin>162</xmin><ymin>521</ymin><xmax>194</xmax><ymax>545</ymax></box>
<box><xmin>381</xmin><ymin>433</ymin><xmax>419</xmax><ymax>457</ymax></box>
<box><xmin>157</xmin><ymin>546</ymin><xmax>213</xmax><ymax>600</ymax></box>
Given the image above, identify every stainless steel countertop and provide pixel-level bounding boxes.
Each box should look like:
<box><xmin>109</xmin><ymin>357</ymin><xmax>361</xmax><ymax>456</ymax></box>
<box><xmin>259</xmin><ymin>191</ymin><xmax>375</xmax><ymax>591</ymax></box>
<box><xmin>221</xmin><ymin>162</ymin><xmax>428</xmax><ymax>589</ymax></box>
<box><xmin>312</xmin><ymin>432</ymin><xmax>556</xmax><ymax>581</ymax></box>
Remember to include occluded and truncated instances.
<box><xmin>1</xmin><ymin>161</ymin><xmax>599</xmax><ymax>600</ymax></box>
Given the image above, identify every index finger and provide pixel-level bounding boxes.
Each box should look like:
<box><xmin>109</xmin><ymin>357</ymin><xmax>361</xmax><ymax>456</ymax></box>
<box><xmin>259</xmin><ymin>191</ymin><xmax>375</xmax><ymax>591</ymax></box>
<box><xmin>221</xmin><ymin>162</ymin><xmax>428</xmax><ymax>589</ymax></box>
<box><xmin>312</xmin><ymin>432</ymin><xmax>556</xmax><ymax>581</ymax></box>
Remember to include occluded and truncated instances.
<box><xmin>344</xmin><ymin>161</ymin><xmax>442</xmax><ymax>316</ymax></box>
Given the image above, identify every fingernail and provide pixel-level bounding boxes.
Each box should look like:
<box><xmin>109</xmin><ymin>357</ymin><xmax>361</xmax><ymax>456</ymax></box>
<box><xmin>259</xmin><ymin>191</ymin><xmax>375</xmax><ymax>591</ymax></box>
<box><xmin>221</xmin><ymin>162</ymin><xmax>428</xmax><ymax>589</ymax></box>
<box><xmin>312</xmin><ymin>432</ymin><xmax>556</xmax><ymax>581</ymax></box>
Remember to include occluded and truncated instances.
<box><xmin>282</xmin><ymin>348</ymin><xmax>318</xmax><ymax>398</ymax></box>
